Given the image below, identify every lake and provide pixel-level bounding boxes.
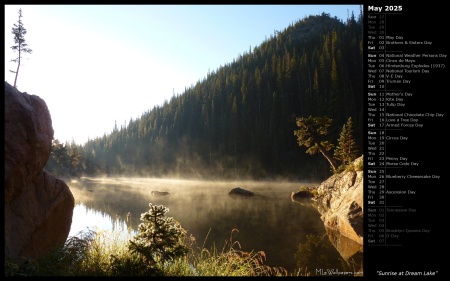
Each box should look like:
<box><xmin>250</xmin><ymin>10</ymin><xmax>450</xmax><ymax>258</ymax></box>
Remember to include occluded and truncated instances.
<box><xmin>67</xmin><ymin>177</ymin><xmax>350</xmax><ymax>275</ymax></box>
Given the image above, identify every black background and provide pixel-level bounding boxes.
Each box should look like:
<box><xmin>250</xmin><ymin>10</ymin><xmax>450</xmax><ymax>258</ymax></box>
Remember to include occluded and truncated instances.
<box><xmin>363</xmin><ymin>1</ymin><xmax>445</xmax><ymax>279</ymax></box>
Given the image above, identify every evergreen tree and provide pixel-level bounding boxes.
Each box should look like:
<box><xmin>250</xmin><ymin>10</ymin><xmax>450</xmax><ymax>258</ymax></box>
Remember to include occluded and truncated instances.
<box><xmin>128</xmin><ymin>203</ymin><xmax>189</xmax><ymax>266</ymax></box>
<box><xmin>67</xmin><ymin>140</ymin><xmax>83</xmax><ymax>178</ymax></box>
<box><xmin>51</xmin><ymin>139</ymin><xmax>70</xmax><ymax>165</ymax></box>
<box><xmin>109</xmin><ymin>203</ymin><xmax>189</xmax><ymax>276</ymax></box>
<box><xmin>294</xmin><ymin>115</ymin><xmax>338</xmax><ymax>172</ymax></box>
<box><xmin>45</xmin><ymin>139</ymin><xmax>70</xmax><ymax>177</ymax></box>
<box><xmin>10</xmin><ymin>8</ymin><xmax>32</xmax><ymax>88</ymax></box>
<box><xmin>76</xmin><ymin>13</ymin><xmax>364</xmax><ymax>179</ymax></box>
<box><xmin>334</xmin><ymin>117</ymin><xmax>359</xmax><ymax>169</ymax></box>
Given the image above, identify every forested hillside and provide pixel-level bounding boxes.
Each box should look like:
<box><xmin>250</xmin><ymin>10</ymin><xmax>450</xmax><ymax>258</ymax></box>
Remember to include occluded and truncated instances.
<box><xmin>49</xmin><ymin>12</ymin><xmax>363</xmax><ymax>181</ymax></box>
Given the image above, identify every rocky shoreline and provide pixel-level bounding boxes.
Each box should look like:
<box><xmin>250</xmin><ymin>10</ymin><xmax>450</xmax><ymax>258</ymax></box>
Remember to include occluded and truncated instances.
<box><xmin>292</xmin><ymin>155</ymin><xmax>364</xmax><ymax>272</ymax></box>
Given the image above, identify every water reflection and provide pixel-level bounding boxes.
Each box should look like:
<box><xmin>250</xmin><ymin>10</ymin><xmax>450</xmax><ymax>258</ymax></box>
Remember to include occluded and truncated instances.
<box><xmin>324</xmin><ymin>227</ymin><xmax>364</xmax><ymax>274</ymax></box>
<box><xmin>69</xmin><ymin>203</ymin><xmax>133</xmax><ymax>237</ymax></box>
<box><xmin>294</xmin><ymin>233</ymin><xmax>363</xmax><ymax>276</ymax></box>
<box><xmin>67</xmin><ymin>177</ymin><xmax>346</xmax><ymax>274</ymax></box>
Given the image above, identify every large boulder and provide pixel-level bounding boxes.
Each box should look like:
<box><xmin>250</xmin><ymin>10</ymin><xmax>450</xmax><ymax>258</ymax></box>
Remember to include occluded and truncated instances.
<box><xmin>4</xmin><ymin>82</ymin><xmax>75</xmax><ymax>259</ymax></box>
<box><xmin>314</xmin><ymin>156</ymin><xmax>364</xmax><ymax>245</ymax></box>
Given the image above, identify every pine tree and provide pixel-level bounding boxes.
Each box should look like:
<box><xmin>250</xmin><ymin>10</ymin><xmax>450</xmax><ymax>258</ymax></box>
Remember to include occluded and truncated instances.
<box><xmin>10</xmin><ymin>8</ymin><xmax>32</xmax><ymax>88</ymax></box>
<box><xmin>128</xmin><ymin>203</ymin><xmax>189</xmax><ymax>266</ymax></box>
<box><xmin>334</xmin><ymin>117</ymin><xmax>359</xmax><ymax>169</ymax></box>
<box><xmin>294</xmin><ymin>115</ymin><xmax>338</xmax><ymax>172</ymax></box>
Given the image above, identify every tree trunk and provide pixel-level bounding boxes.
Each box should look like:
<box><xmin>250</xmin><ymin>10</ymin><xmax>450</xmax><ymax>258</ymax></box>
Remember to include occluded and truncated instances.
<box><xmin>316</xmin><ymin>142</ymin><xmax>338</xmax><ymax>172</ymax></box>
<box><xmin>13</xmin><ymin>50</ymin><xmax>21</xmax><ymax>88</ymax></box>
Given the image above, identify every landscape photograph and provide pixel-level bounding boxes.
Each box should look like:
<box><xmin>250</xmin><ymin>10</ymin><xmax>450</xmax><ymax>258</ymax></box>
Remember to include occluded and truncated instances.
<box><xmin>5</xmin><ymin>4</ymin><xmax>363</xmax><ymax>277</ymax></box>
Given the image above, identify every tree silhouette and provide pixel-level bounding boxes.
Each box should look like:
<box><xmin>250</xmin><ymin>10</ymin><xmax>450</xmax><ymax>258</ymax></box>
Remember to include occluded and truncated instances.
<box><xmin>10</xmin><ymin>8</ymin><xmax>32</xmax><ymax>88</ymax></box>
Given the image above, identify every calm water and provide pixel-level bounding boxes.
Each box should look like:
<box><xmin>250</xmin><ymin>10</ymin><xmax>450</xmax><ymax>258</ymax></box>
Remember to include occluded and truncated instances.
<box><xmin>67</xmin><ymin>177</ymin><xmax>349</xmax><ymax>275</ymax></box>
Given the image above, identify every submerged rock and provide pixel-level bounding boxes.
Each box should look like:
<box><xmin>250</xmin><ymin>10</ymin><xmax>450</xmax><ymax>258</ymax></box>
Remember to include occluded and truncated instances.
<box><xmin>151</xmin><ymin>191</ymin><xmax>170</xmax><ymax>196</ymax></box>
<box><xmin>228</xmin><ymin>187</ymin><xmax>254</xmax><ymax>196</ymax></box>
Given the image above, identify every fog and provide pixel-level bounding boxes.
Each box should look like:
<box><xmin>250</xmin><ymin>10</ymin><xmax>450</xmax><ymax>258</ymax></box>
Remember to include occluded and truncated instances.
<box><xmin>68</xmin><ymin>177</ymin><xmax>338</xmax><ymax>273</ymax></box>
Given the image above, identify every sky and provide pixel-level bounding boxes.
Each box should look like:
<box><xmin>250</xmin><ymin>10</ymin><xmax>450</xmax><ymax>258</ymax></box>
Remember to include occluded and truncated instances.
<box><xmin>4</xmin><ymin>4</ymin><xmax>361</xmax><ymax>145</ymax></box>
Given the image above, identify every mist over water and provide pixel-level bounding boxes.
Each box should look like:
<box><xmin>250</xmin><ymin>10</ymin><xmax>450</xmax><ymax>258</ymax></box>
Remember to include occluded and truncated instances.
<box><xmin>68</xmin><ymin>177</ymin><xmax>338</xmax><ymax>273</ymax></box>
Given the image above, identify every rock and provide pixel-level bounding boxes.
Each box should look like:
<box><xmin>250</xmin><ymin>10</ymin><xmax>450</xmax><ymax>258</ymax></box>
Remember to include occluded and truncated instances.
<box><xmin>151</xmin><ymin>191</ymin><xmax>170</xmax><ymax>196</ymax></box>
<box><xmin>324</xmin><ymin>227</ymin><xmax>363</xmax><ymax>272</ymax></box>
<box><xmin>5</xmin><ymin>82</ymin><xmax>53</xmax><ymax>202</ymax></box>
<box><xmin>314</xmin><ymin>156</ymin><xmax>364</xmax><ymax>245</ymax></box>
<box><xmin>4</xmin><ymin>82</ymin><xmax>75</xmax><ymax>259</ymax></box>
<box><xmin>291</xmin><ymin>190</ymin><xmax>314</xmax><ymax>202</ymax></box>
<box><xmin>228</xmin><ymin>187</ymin><xmax>254</xmax><ymax>196</ymax></box>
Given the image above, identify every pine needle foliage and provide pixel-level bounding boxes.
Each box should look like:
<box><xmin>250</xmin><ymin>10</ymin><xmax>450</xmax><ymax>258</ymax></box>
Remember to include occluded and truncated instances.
<box><xmin>334</xmin><ymin>117</ymin><xmax>359</xmax><ymax>171</ymax></box>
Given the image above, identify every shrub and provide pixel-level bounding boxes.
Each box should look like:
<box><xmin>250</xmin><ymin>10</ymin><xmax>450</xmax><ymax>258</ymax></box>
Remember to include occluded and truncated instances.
<box><xmin>124</xmin><ymin>204</ymin><xmax>189</xmax><ymax>271</ymax></box>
